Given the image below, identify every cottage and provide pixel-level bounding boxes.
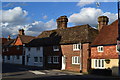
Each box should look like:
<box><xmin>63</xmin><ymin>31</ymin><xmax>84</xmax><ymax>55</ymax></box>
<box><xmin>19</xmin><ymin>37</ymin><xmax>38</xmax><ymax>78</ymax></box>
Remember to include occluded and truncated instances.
<box><xmin>27</xmin><ymin>16</ymin><xmax>98</xmax><ymax>72</ymax></box>
<box><xmin>91</xmin><ymin>16</ymin><xmax>119</xmax><ymax>76</ymax></box>
<box><xmin>2</xmin><ymin>29</ymin><xmax>35</xmax><ymax>65</ymax></box>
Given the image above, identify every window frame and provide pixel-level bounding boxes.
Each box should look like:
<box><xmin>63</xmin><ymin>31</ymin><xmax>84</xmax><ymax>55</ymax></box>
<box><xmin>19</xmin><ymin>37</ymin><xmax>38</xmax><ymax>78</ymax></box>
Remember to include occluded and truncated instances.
<box><xmin>53</xmin><ymin>46</ymin><xmax>59</xmax><ymax>51</ymax></box>
<box><xmin>97</xmin><ymin>46</ymin><xmax>104</xmax><ymax>52</ymax></box>
<box><xmin>7</xmin><ymin>56</ymin><xmax>10</xmax><ymax>60</ymax></box>
<box><xmin>48</xmin><ymin>56</ymin><xmax>52</xmax><ymax>63</ymax></box>
<box><xmin>34</xmin><ymin>57</ymin><xmax>38</xmax><ymax>63</ymax></box>
<box><xmin>53</xmin><ymin>56</ymin><xmax>59</xmax><ymax>64</ymax></box>
<box><xmin>73</xmin><ymin>43</ymin><xmax>81</xmax><ymax>51</ymax></box>
<box><xmin>72</xmin><ymin>56</ymin><xmax>80</xmax><ymax>64</ymax></box>
<box><xmin>39</xmin><ymin>57</ymin><xmax>43</xmax><ymax>62</ymax></box>
<box><xmin>94</xmin><ymin>59</ymin><xmax>105</xmax><ymax>69</ymax></box>
<box><xmin>16</xmin><ymin>55</ymin><xmax>20</xmax><ymax>59</ymax></box>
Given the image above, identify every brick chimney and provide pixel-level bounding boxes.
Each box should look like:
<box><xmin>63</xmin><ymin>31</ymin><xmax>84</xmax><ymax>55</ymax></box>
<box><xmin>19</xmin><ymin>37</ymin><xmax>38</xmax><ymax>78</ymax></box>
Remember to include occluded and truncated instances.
<box><xmin>7</xmin><ymin>35</ymin><xmax>11</xmax><ymax>41</ymax></box>
<box><xmin>19</xmin><ymin>29</ymin><xmax>25</xmax><ymax>35</ymax></box>
<box><xmin>56</xmin><ymin>16</ymin><xmax>68</xmax><ymax>29</ymax></box>
<box><xmin>98</xmin><ymin>16</ymin><xmax>109</xmax><ymax>31</ymax></box>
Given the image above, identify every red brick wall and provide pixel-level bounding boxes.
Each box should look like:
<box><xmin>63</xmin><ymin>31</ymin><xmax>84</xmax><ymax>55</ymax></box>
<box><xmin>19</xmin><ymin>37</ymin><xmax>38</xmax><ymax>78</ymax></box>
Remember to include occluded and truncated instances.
<box><xmin>61</xmin><ymin>43</ymin><xmax>90</xmax><ymax>72</ymax></box>
<box><xmin>82</xmin><ymin>43</ymin><xmax>90</xmax><ymax>72</ymax></box>
<box><xmin>91</xmin><ymin>45</ymin><xmax>118</xmax><ymax>59</ymax></box>
<box><xmin>61</xmin><ymin>44</ymin><xmax>80</xmax><ymax>72</ymax></box>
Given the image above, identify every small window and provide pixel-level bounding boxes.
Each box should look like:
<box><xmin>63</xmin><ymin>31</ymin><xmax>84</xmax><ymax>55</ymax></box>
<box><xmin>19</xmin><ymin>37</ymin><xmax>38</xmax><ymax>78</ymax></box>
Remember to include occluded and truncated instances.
<box><xmin>36</xmin><ymin>47</ymin><xmax>40</xmax><ymax>51</ymax></box>
<box><xmin>97</xmin><ymin>46</ymin><xmax>104</xmax><ymax>52</ymax></box>
<box><xmin>53</xmin><ymin>46</ymin><xmax>59</xmax><ymax>51</ymax></box>
<box><xmin>53</xmin><ymin>56</ymin><xmax>59</xmax><ymax>64</ymax></box>
<box><xmin>7</xmin><ymin>48</ymin><xmax>9</xmax><ymax>51</ymax></box>
<box><xmin>7</xmin><ymin>56</ymin><xmax>10</xmax><ymax>60</ymax></box>
<box><xmin>28</xmin><ymin>47</ymin><xmax>31</xmax><ymax>51</ymax></box>
<box><xmin>48</xmin><ymin>56</ymin><xmax>52</xmax><ymax>63</ymax></box>
<box><xmin>39</xmin><ymin>57</ymin><xmax>43</xmax><ymax>62</ymax></box>
<box><xmin>34</xmin><ymin>57</ymin><xmax>38</xmax><ymax>62</ymax></box>
<box><xmin>72</xmin><ymin>56</ymin><xmax>80</xmax><ymax>64</ymax></box>
<box><xmin>73</xmin><ymin>43</ymin><xmax>81</xmax><ymax>51</ymax></box>
<box><xmin>94</xmin><ymin>59</ymin><xmax>105</xmax><ymax>69</ymax></box>
<box><xmin>16</xmin><ymin>55</ymin><xmax>19</xmax><ymax>59</ymax></box>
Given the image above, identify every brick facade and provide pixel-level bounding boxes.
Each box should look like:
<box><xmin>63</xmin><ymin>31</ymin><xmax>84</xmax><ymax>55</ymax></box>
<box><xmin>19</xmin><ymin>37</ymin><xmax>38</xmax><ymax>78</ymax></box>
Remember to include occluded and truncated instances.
<box><xmin>44</xmin><ymin>43</ymin><xmax>90</xmax><ymax>73</ymax></box>
<box><xmin>91</xmin><ymin>45</ymin><xmax>118</xmax><ymax>59</ymax></box>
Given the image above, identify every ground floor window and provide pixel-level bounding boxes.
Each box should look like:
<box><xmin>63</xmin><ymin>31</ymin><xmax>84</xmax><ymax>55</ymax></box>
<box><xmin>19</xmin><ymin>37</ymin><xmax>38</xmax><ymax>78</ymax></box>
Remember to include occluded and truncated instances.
<box><xmin>34</xmin><ymin>57</ymin><xmax>38</xmax><ymax>62</ymax></box>
<box><xmin>53</xmin><ymin>56</ymin><xmax>59</xmax><ymax>64</ymax></box>
<box><xmin>39</xmin><ymin>57</ymin><xmax>43</xmax><ymax>62</ymax></box>
<box><xmin>94</xmin><ymin>59</ymin><xmax>105</xmax><ymax>69</ymax></box>
<box><xmin>16</xmin><ymin>55</ymin><xmax>20</xmax><ymax>59</ymax></box>
<box><xmin>72</xmin><ymin>56</ymin><xmax>80</xmax><ymax>64</ymax></box>
<box><xmin>7</xmin><ymin>56</ymin><xmax>10</xmax><ymax>60</ymax></box>
<box><xmin>48</xmin><ymin>56</ymin><xmax>52</xmax><ymax>63</ymax></box>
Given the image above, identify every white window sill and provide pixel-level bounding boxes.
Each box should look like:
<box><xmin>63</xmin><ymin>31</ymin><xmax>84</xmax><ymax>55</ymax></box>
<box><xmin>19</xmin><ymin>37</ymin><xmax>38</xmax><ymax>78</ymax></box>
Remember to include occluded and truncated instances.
<box><xmin>48</xmin><ymin>62</ymin><xmax>52</xmax><ymax>64</ymax></box>
<box><xmin>53</xmin><ymin>62</ymin><xmax>59</xmax><ymax>64</ymax></box>
<box><xmin>72</xmin><ymin>63</ymin><xmax>80</xmax><ymax>65</ymax></box>
<box><xmin>53</xmin><ymin>49</ymin><xmax>59</xmax><ymax>51</ymax></box>
<box><xmin>98</xmin><ymin>51</ymin><xmax>104</xmax><ymax>52</ymax></box>
<box><xmin>73</xmin><ymin>49</ymin><xmax>80</xmax><ymax>51</ymax></box>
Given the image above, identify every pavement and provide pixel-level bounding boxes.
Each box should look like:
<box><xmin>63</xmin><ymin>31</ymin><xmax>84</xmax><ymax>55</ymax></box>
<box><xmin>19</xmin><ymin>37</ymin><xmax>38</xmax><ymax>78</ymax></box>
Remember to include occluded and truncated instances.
<box><xmin>2</xmin><ymin>63</ymin><xmax>120</xmax><ymax>80</ymax></box>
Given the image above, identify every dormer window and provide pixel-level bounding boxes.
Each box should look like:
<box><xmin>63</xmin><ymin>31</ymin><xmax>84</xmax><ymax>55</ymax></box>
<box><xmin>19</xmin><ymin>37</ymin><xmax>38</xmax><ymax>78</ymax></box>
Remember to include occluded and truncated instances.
<box><xmin>53</xmin><ymin>46</ymin><xmax>59</xmax><ymax>51</ymax></box>
<box><xmin>73</xmin><ymin>43</ymin><xmax>81</xmax><ymax>51</ymax></box>
<box><xmin>97</xmin><ymin>46</ymin><xmax>104</xmax><ymax>52</ymax></box>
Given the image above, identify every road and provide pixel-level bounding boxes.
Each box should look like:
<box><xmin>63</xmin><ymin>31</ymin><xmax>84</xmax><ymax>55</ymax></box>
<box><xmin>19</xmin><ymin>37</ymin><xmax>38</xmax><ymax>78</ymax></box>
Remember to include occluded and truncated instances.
<box><xmin>2</xmin><ymin>63</ymin><xmax>120</xmax><ymax>80</ymax></box>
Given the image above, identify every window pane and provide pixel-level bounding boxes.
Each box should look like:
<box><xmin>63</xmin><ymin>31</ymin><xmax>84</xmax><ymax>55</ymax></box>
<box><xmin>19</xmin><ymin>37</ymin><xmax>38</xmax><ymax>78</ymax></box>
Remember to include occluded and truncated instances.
<box><xmin>99</xmin><ymin>60</ymin><xmax>101</xmax><ymax>67</ymax></box>
<box><xmin>75</xmin><ymin>57</ymin><xmax>77</xmax><ymax>63</ymax></box>
<box><xmin>39</xmin><ymin>57</ymin><xmax>42</xmax><ymax>62</ymax></box>
<box><xmin>102</xmin><ymin>60</ymin><xmax>104</xmax><ymax>67</ymax></box>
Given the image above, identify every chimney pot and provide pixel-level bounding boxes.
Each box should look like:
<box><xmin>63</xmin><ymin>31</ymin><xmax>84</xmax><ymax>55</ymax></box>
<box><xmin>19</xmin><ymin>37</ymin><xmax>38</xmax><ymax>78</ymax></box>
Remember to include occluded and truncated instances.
<box><xmin>19</xmin><ymin>29</ymin><xmax>25</xmax><ymax>35</ymax></box>
<box><xmin>56</xmin><ymin>16</ymin><xmax>68</xmax><ymax>29</ymax></box>
<box><xmin>98</xmin><ymin>16</ymin><xmax>109</xmax><ymax>31</ymax></box>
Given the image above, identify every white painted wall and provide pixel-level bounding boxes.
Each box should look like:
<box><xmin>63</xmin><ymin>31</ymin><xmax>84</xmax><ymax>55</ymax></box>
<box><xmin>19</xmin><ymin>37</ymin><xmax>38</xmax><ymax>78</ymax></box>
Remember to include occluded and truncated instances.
<box><xmin>25</xmin><ymin>47</ymin><xmax>43</xmax><ymax>67</ymax></box>
<box><xmin>3</xmin><ymin>55</ymin><xmax>22</xmax><ymax>64</ymax></box>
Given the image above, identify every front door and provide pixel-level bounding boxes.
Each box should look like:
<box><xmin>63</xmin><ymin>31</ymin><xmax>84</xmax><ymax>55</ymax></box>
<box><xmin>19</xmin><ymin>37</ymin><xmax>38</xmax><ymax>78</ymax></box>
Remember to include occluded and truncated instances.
<box><xmin>61</xmin><ymin>55</ymin><xmax>66</xmax><ymax>70</ymax></box>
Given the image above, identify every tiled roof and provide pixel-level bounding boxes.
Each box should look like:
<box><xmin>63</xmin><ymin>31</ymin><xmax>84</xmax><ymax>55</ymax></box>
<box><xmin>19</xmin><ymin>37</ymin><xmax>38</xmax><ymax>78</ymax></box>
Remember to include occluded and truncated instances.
<box><xmin>18</xmin><ymin>35</ymin><xmax>35</xmax><ymax>44</ymax></box>
<box><xmin>3</xmin><ymin>39</ymin><xmax>14</xmax><ymax>47</ymax></box>
<box><xmin>27</xmin><ymin>24</ymin><xmax>98</xmax><ymax>47</ymax></box>
<box><xmin>0</xmin><ymin>38</ymin><xmax>8</xmax><ymax>44</ymax></box>
<box><xmin>91</xmin><ymin>20</ymin><xmax>118</xmax><ymax>46</ymax></box>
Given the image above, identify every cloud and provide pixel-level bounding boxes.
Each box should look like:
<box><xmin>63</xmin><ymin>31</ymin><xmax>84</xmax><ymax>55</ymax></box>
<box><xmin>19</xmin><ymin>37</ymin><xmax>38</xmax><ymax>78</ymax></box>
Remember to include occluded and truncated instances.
<box><xmin>1</xmin><ymin>7</ymin><xmax>56</xmax><ymax>38</ymax></box>
<box><xmin>77</xmin><ymin>0</ymin><xmax>96</xmax><ymax>7</ymax></box>
<box><xmin>43</xmin><ymin>15</ymin><xmax>48</xmax><ymax>19</ymax></box>
<box><xmin>77</xmin><ymin>0</ymin><xmax>111</xmax><ymax>7</ymax></box>
<box><xmin>1</xmin><ymin>7</ymin><xmax>28</xmax><ymax>24</ymax></box>
<box><xmin>68</xmin><ymin>7</ymin><xmax>117</xmax><ymax>27</ymax></box>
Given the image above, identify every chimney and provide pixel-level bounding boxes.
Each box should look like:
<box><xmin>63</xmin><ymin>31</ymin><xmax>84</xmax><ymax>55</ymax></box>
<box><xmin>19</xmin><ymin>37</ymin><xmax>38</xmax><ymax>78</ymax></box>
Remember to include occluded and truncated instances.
<box><xmin>19</xmin><ymin>29</ymin><xmax>25</xmax><ymax>35</ymax></box>
<box><xmin>56</xmin><ymin>16</ymin><xmax>68</xmax><ymax>29</ymax></box>
<box><xmin>98</xmin><ymin>16</ymin><xmax>109</xmax><ymax>31</ymax></box>
<box><xmin>7</xmin><ymin>35</ymin><xmax>11</xmax><ymax>41</ymax></box>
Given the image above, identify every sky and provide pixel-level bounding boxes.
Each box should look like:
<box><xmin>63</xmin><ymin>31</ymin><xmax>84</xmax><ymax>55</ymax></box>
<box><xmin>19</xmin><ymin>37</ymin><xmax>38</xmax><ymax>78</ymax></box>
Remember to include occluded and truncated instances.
<box><xmin>1</xmin><ymin>1</ymin><xmax>118</xmax><ymax>38</ymax></box>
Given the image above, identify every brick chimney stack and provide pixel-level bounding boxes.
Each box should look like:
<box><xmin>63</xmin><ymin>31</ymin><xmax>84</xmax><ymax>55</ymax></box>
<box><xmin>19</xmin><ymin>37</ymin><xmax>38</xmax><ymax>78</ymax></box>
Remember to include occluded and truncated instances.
<box><xmin>56</xmin><ymin>16</ymin><xmax>68</xmax><ymax>29</ymax></box>
<box><xmin>7</xmin><ymin>35</ymin><xmax>11</xmax><ymax>41</ymax></box>
<box><xmin>19</xmin><ymin>29</ymin><xmax>25</xmax><ymax>35</ymax></box>
<box><xmin>98</xmin><ymin>16</ymin><xmax>109</xmax><ymax>32</ymax></box>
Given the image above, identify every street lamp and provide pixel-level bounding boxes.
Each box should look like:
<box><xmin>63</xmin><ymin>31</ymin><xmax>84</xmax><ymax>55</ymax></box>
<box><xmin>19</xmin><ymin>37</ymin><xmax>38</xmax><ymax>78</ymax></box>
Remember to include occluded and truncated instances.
<box><xmin>117</xmin><ymin>0</ymin><xmax>120</xmax><ymax>76</ymax></box>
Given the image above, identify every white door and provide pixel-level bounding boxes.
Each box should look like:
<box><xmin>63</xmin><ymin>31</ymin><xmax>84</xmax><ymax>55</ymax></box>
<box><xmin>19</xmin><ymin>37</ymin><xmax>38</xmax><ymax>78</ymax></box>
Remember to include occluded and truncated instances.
<box><xmin>61</xmin><ymin>55</ymin><xmax>66</xmax><ymax>70</ymax></box>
